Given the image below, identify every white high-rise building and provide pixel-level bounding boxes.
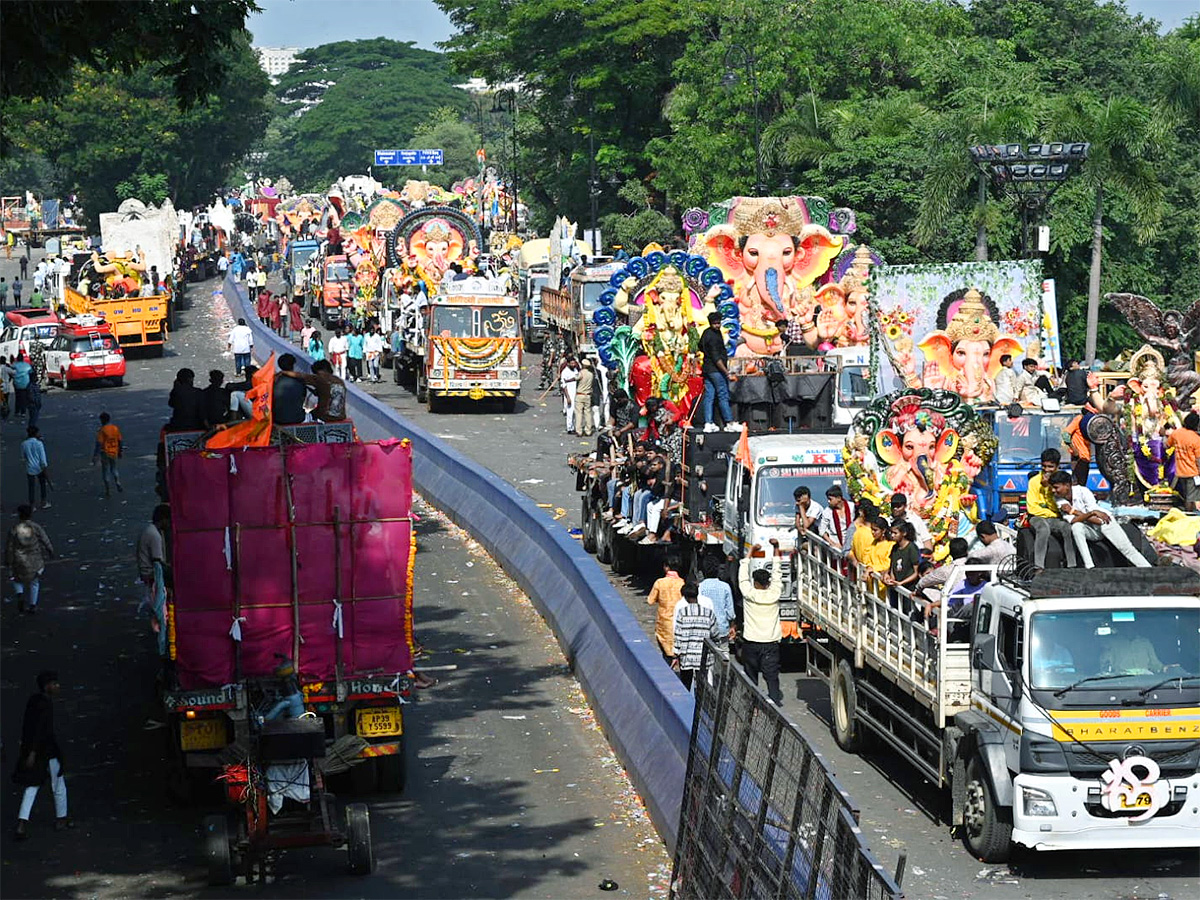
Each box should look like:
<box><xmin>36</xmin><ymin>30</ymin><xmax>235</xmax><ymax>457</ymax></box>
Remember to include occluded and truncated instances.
<box><xmin>255</xmin><ymin>47</ymin><xmax>303</xmax><ymax>82</ymax></box>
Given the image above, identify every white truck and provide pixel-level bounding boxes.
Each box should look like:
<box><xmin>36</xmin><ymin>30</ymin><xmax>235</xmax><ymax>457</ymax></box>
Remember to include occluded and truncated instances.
<box><xmin>797</xmin><ymin>541</ymin><xmax>1200</xmax><ymax>860</ymax></box>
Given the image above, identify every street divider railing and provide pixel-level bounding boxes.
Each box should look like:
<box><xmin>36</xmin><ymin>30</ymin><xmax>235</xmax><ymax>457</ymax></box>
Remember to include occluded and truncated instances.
<box><xmin>222</xmin><ymin>275</ymin><xmax>693</xmax><ymax>849</ymax></box>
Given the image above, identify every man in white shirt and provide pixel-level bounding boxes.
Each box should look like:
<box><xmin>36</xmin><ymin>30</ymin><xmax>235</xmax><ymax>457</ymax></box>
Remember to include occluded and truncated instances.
<box><xmin>1049</xmin><ymin>470</ymin><xmax>1150</xmax><ymax>568</ymax></box>
<box><xmin>364</xmin><ymin>328</ymin><xmax>385</xmax><ymax>383</ymax></box>
<box><xmin>217</xmin><ymin>254</ymin><xmax>229</xmax><ymax>276</ymax></box>
<box><xmin>993</xmin><ymin>354</ymin><xmax>1019</xmax><ymax>406</ymax></box>
<box><xmin>889</xmin><ymin>492</ymin><xmax>932</xmax><ymax>552</ymax></box>
<box><xmin>227</xmin><ymin>318</ymin><xmax>254</xmax><ymax>375</ymax></box>
<box><xmin>559</xmin><ymin>358</ymin><xmax>579</xmax><ymax>434</ymax></box>
<box><xmin>816</xmin><ymin>484</ymin><xmax>855</xmax><ymax>551</ymax></box>
<box><xmin>973</xmin><ymin>520</ymin><xmax>1016</xmax><ymax>564</ymax></box>
<box><xmin>327</xmin><ymin>329</ymin><xmax>349</xmax><ymax>379</ymax></box>
<box><xmin>737</xmin><ymin>539</ymin><xmax>784</xmax><ymax>706</ymax></box>
<box><xmin>793</xmin><ymin>486</ymin><xmax>824</xmax><ymax>537</ymax></box>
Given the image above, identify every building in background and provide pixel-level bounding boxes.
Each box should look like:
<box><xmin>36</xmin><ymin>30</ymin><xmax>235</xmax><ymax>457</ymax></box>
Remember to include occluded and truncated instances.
<box><xmin>255</xmin><ymin>46</ymin><xmax>303</xmax><ymax>83</ymax></box>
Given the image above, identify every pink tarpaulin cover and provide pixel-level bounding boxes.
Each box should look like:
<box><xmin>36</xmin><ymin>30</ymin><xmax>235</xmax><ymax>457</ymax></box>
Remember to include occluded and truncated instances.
<box><xmin>169</xmin><ymin>439</ymin><xmax>413</xmax><ymax>688</ymax></box>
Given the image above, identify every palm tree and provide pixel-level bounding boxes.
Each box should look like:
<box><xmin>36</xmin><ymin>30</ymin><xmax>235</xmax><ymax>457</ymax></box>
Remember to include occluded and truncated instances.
<box><xmin>1045</xmin><ymin>93</ymin><xmax>1165</xmax><ymax>364</ymax></box>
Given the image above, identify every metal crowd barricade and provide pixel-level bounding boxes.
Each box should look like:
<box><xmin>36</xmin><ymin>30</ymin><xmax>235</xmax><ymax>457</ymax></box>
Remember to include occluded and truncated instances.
<box><xmin>671</xmin><ymin>639</ymin><xmax>903</xmax><ymax>900</ymax></box>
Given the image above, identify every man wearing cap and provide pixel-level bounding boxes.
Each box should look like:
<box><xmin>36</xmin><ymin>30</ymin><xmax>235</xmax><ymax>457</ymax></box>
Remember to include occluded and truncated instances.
<box><xmin>889</xmin><ymin>492</ymin><xmax>932</xmax><ymax>552</ymax></box>
<box><xmin>13</xmin><ymin>671</ymin><xmax>72</xmax><ymax>839</ymax></box>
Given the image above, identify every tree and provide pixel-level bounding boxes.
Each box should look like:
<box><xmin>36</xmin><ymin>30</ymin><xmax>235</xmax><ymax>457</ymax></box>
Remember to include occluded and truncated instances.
<box><xmin>1045</xmin><ymin>93</ymin><xmax>1166</xmax><ymax>363</ymax></box>
<box><xmin>1</xmin><ymin>1</ymin><xmax>259</xmax><ymax>107</ymax></box>
<box><xmin>600</xmin><ymin>180</ymin><xmax>675</xmax><ymax>252</ymax></box>
<box><xmin>116</xmin><ymin>172</ymin><xmax>169</xmax><ymax>206</ymax></box>
<box><xmin>408</xmin><ymin>108</ymin><xmax>481</xmax><ymax>188</ymax></box>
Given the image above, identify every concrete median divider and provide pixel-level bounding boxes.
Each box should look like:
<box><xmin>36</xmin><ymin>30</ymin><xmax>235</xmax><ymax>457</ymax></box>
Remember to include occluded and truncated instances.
<box><xmin>221</xmin><ymin>275</ymin><xmax>693</xmax><ymax>849</ymax></box>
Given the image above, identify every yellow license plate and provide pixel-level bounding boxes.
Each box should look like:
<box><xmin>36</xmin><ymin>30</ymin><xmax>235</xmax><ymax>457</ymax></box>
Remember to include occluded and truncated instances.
<box><xmin>356</xmin><ymin>707</ymin><xmax>402</xmax><ymax>737</ymax></box>
<box><xmin>180</xmin><ymin>718</ymin><xmax>228</xmax><ymax>752</ymax></box>
<box><xmin>1119</xmin><ymin>792</ymin><xmax>1153</xmax><ymax>809</ymax></box>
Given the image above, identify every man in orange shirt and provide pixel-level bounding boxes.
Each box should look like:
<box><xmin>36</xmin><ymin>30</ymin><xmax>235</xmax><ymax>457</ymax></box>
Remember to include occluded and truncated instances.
<box><xmin>91</xmin><ymin>412</ymin><xmax>123</xmax><ymax>497</ymax></box>
<box><xmin>1167</xmin><ymin>412</ymin><xmax>1200</xmax><ymax>511</ymax></box>
<box><xmin>1063</xmin><ymin>410</ymin><xmax>1093</xmax><ymax>487</ymax></box>
<box><xmin>647</xmin><ymin>556</ymin><xmax>684</xmax><ymax>663</ymax></box>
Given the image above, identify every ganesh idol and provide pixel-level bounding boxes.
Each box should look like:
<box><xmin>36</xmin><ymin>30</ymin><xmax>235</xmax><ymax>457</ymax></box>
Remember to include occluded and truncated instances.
<box><xmin>699</xmin><ymin>196</ymin><xmax>843</xmax><ymax>355</ymax></box>
<box><xmin>916</xmin><ymin>287</ymin><xmax>1022</xmax><ymax>404</ymax></box>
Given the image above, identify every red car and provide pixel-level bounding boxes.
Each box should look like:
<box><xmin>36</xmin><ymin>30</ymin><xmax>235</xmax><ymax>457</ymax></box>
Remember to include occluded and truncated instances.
<box><xmin>45</xmin><ymin>322</ymin><xmax>127</xmax><ymax>388</ymax></box>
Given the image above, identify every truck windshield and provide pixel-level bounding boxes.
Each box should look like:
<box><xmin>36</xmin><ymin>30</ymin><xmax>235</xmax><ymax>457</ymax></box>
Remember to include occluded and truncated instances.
<box><xmin>431</xmin><ymin>306</ymin><xmax>473</xmax><ymax>337</ymax></box>
<box><xmin>838</xmin><ymin>366</ymin><xmax>872</xmax><ymax>408</ymax></box>
<box><xmin>755</xmin><ymin>465</ymin><xmax>846</xmax><ymax>526</ymax></box>
<box><xmin>995</xmin><ymin>413</ymin><xmax>1076</xmax><ymax>464</ymax></box>
<box><xmin>326</xmin><ymin>262</ymin><xmax>352</xmax><ymax>282</ymax></box>
<box><xmin>580</xmin><ymin>282</ymin><xmax>606</xmax><ymax>312</ymax></box>
<box><xmin>480</xmin><ymin>306</ymin><xmax>519</xmax><ymax>338</ymax></box>
<box><xmin>293</xmin><ymin>249</ymin><xmax>316</xmax><ymax>270</ymax></box>
<box><xmin>1029</xmin><ymin>608</ymin><xmax>1200</xmax><ymax>695</ymax></box>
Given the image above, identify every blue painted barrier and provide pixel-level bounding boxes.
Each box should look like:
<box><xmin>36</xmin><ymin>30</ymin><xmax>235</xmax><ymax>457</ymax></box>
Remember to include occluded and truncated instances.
<box><xmin>220</xmin><ymin>276</ymin><xmax>693</xmax><ymax>849</ymax></box>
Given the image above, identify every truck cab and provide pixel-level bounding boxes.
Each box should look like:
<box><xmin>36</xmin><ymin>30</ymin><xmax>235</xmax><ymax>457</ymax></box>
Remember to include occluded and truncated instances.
<box><xmin>541</xmin><ymin>258</ymin><xmax>623</xmax><ymax>357</ymax></box>
<box><xmin>419</xmin><ymin>276</ymin><xmax>522</xmax><ymax>413</ymax></box>
<box><xmin>962</xmin><ymin>571</ymin><xmax>1200</xmax><ymax>855</ymax></box>
<box><xmin>320</xmin><ymin>254</ymin><xmax>353</xmax><ymax>328</ymax></box>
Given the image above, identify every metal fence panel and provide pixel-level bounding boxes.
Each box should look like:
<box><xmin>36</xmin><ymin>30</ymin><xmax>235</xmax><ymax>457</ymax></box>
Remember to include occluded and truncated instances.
<box><xmin>672</xmin><ymin>641</ymin><xmax>903</xmax><ymax>900</ymax></box>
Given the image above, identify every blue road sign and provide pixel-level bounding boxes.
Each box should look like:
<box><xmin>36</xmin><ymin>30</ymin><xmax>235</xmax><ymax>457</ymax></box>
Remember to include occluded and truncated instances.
<box><xmin>374</xmin><ymin>149</ymin><xmax>444</xmax><ymax>166</ymax></box>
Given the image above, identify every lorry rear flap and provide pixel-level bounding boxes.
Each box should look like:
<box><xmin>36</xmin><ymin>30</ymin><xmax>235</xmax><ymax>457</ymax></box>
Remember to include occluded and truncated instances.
<box><xmin>167</xmin><ymin>439</ymin><xmax>415</xmax><ymax>689</ymax></box>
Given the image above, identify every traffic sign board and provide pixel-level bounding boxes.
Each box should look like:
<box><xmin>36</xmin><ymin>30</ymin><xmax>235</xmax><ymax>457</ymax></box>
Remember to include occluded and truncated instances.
<box><xmin>374</xmin><ymin>149</ymin><xmax>444</xmax><ymax>166</ymax></box>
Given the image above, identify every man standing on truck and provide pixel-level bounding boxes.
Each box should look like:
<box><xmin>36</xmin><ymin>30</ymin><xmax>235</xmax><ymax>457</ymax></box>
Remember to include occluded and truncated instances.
<box><xmin>1167</xmin><ymin>412</ymin><xmax>1200</xmax><ymax>511</ymax></box>
<box><xmin>738</xmin><ymin>539</ymin><xmax>785</xmax><ymax>706</ymax></box>
<box><xmin>700</xmin><ymin>311</ymin><xmax>736</xmax><ymax>432</ymax></box>
<box><xmin>1026</xmin><ymin>448</ymin><xmax>1077</xmax><ymax>571</ymax></box>
<box><xmin>889</xmin><ymin>493</ymin><xmax>932</xmax><ymax>553</ymax></box>
<box><xmin>793</xmin><ymin>486</ymin><xmax>823</xmax><ymax>536</ymax></box>
<box><xmin>816</xmin><ymin>485</ymin><xmax>855</xmax><ymax>551</ymax></box>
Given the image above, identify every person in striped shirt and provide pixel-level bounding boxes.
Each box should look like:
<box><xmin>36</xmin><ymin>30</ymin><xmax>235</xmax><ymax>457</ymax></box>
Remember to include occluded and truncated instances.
<box><xmin>672</xmin><ymin>581</ymin><xmax>719</xmax><ymax>690</ymax></box>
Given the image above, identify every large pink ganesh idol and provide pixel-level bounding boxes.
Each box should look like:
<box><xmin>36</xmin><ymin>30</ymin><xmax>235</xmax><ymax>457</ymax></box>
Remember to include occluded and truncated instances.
<box><xmin>699</xmin><ymin>197</ymin><xmax>843</xmax><ymax>355</ymax></box>
<box><xmin>917</xmin><ymin>288</ymin><xmax>1022</xmax><ymax>404</ymax></box>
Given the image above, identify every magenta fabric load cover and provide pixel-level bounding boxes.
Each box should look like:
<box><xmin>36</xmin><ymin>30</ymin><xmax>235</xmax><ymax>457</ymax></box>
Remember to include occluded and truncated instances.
<box><xmin>169</xmin><ymin>438</ymin><xmax>414</xmax><ymax>689</ymax></box>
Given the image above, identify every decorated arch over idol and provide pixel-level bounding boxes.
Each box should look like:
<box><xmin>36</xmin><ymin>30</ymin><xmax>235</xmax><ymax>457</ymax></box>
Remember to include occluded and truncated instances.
<box><xmin>684</xmin><ymin>195</ymin><xmax>867</xmax><ymax>356</ymax></box>
<box><xmin>868</xmin><ymin>259</ymin><xmax>1046</xmax><ymax>403</ymax></box>
<box><xmin>591</xmin><ymin>250</ymin><xmax>739</xmax><ymax>411</ymax></box>
<box><xmin>387</xmin><ymin>206</ymin><xmax>482</xmax><ymax>296</ymax></box>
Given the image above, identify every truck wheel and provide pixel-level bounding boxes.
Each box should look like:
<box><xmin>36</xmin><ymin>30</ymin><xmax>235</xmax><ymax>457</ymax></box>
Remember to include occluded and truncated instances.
<box><xmin>345</xmin><ymin>803</ymin><xmax>374</xmax><ymax>875</ymax></box>
<box><xmin>393</xmin><ymin>362</ymin><xmax>402</xmax><ymax>385</ymax></box>
<box><xmin>349</xmin><ymin>758</ymin><xmax>379</xmax><ymax>794</ymax></box>
<box><xmin>376</xmin><ymin>738</ymin><xmax>407</xmax><ymax>793</ymax></box>
<box><xmin>611</xmin><ymin>530</ymin><xmax>635</xmax><ymax>575</ymax></box>
<box><xmin>427</xmin><ymin>391</ymin><xmax>441</xmax><ymax>414</ymax></box>
<box><xmin>596</xmin><ymin>517</ymin><xmax>613</xmax><ymax>564</ymax></box>
<box><xmin>831</xmin><ymin>659</ymin><xmax>864</xmax><ymax>752</ymax></box>
<box><xmin>203</xmin><ymin>814</ymin><xmax>234</xmax><ymax>886</ymax></box>
<box><xmin>581</xmin><ymin>497</ymin><xmax>598</xmax><ymax>553</ymax></box>
<box><xmin>963</xmin><ymin>759</ymin><xmax>1013</xmax><ymax>863</ymax></box>
<box><xmin>416</xmin><ymin>373</ymin><xmax>428</xmax><ymax>403</ymax></box>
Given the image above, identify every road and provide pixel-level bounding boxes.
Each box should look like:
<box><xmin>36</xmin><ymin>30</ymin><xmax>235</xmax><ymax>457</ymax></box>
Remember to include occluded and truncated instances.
<box><xmin>341</xmin><ymin>318</ymin><xmax>1199</xmax><ymax>900</ymax></box>
<box><xmin>0</xmin><ymin>259</ymin><xmax>670</xmax><ymax>899</ymax></box>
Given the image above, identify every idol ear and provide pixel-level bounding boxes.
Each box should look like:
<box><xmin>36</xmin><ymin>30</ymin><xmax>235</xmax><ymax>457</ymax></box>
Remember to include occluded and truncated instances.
<box><xmin>793</xmin><ymin>225</ymin><xmax>844</xmax><ymax>286</ymax></box>
<box><xmin>701</xmin><ymin>225</ymin><xmax>746</xmax><ymax>282</ymax></box>
<box><xmin>987</xmin><ymin>338</ymin><xmax>1022</xmax><ymax>378</ymax></box>
<box><xmin>934</xmin><ymin>429</ymin><xmax>960</xmax><ymax>463</ymax></box>
<box><xmin>875</xmin><ymin>430</ymin><xmax>903</xmax><ymax>466</ymax></box>
<box><xmin>917</xmin><ymin>332</ymin><xmax>953</xmax><ymax>376</ymax></box>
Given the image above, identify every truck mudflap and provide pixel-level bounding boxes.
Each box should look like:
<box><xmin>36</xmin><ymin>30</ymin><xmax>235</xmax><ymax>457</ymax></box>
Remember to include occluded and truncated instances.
<box><xmin>953</xmin><ymin>709</ymin><xmax>1015</xmax><ymax>808</ymax></box>
<box><xmin>1011</xmin><ymin>772</ymin><xmax>1200</xmax><ymax>851</ymax></box>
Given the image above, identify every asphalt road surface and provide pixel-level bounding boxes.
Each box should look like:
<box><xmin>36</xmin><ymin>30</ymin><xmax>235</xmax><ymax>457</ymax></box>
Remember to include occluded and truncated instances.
<box><xmin>0</xmin><ymin>260</ymin><xmax>670</xmax><ymax>899</ymax></box>
<box><xmin>338</xmin><ymin>314</ymin><xmax>1199</xmax><ymax>900</ymax></box>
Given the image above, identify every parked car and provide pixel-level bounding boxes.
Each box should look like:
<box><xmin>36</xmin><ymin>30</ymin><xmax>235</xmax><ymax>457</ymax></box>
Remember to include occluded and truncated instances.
<box><xmin>0</xmin><ymin>309</ymin><xmax>61</xmax><ymax>361</ymax></box>
<box><xmin>45</xmin><ymin>322</ymin><xmax>126</xmax><ymax>388</ymax></box>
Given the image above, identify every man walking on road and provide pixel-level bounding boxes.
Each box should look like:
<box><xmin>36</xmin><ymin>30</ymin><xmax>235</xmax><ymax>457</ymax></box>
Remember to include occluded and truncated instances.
<box><xmin>575</xmin><ymin>359</ymin><xmax>594</xmax><ymax>436</ymax></box>
<box><xmin>21</xmin><ymin>425</ymin><xmax>51</xmax><ymax>509</ymax></box>
<box><xmin>6</xmin><ymin>505</ymin><xmax>54</xmax><ymax>614</ymax></box>
<box><xmin>13</xmin><ymin>671</ymin><xmax>72</xmax><ymax>839</ymax></box>
<box><xmin>92</xmin><ymin>412</ymin><xmax>124</xmax><ymax>496</ymax></box>
<box><xmin>698</xmin><ymin>557</ymin><xmax>736</xmax><ymax>654</ymax></box>
<box><xmin>738</xmin><ymin>538</ymin><xmax>785</xmax><ymax>706</ymax></box>
<box><xmin>647</xmin><ymin>556</ymin><xmax>685</xmax><ymax>663</ymax></box>
<box><xmin>136</xmin><ymin>505</ymin><xmax>170</xmax><ymax>616</ymax></box>
<box><xmin>228</xmin><ymin>318</ymin><xmax>254</xmax><ymax>376</ymax></box>
<box><xmin>672</xmin><ymin>580</ymin><xmax>719</xmax><ymax>690</ymax></box>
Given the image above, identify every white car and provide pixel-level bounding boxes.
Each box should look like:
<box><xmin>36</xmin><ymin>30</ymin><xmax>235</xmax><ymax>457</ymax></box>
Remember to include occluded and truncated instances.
<box><xmin>0</xmin><ymin>309</ymin><xmax>60</xmax><ymax>362</ymax></box>
<box><xmin>44</xmin><ymin>324</ymin><xmax>126</xmax><ymax>388</ymax></box>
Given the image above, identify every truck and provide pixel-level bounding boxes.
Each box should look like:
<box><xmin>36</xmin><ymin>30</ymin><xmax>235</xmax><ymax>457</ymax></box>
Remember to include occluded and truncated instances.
<box><xmin>318</xmin><ymin>254</ymin><xmax>354</xmax><ymax>329</ymax></box>
<box><xmin>159</xmin><ymin>423</ymin><xmax>416</xmax><ymax>800</ymax></box>
<box><xmin>540</xmin><ymin>259</ymin><xmax>625</xmax><ymax>358</ymax></box>
<box><xmin>797</xmin><ymin>539</ymin><xmax>1200</xmax><ymax>859</ymax></box>
<box><xmin>577</xmin><ymin>355</ymin><xmax>855</xmax><ymax>634</ymax></box>
<box><xmin>402</xmin><ymin>276</ymin><xmax>522</xmax><ymax>413</ymax></box>
<box><xmin>516</xmin><ymin>237</ymin><xmax>590</xmax><ymax>351</ymax></box>
<box><xmin>62</xmin><ymin>283</ymin><xmax>169</xmax><ymax>355</ymax></box>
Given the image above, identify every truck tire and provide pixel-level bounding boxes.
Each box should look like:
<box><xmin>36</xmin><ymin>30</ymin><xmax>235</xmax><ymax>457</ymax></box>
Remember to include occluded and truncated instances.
<box><xmin>203</xmin><ymin>814</ymin><xmax>234</xmax><ymax>886</ymax></box>
<box><xmin>501</xmin><ymin>396</ymin><xmax>517</xmax><ymax>414</ymax></box>
<box><xmin>345</xmin><ymin>803</ymin><xmax>374</xmax><ymax>875</ymax></box>
<box><xmin>416</xmin><ymin>372</ymin><xmax>428</xmax><ymax>403</ymax></box>
<box><xmin>596</xmin><ymin>517</ymin><xmax>613</xmax><ymax>564</ymax></box>
<box><xmin>611</xmin><ymin>530</ymin><xmax>635</xmax><ymax>575</ymax></box>
<box><xmin>582</xmin><ymin>497</ymin><xmax>598</xmax><ymax>553</ymax></box>
<box><xmin>393</xmin><ymin>360</ymin><xmax>402</xmax><ymax>384</ymax></box>
<box><xmin>376</xmin><ymin>737</ymin><xmax>406</xmax><ymax>793</ymax></box>
<box><xmin>831</xmin><ymin>659</ymin><xmax>865</xmax><ymax>752</ymax></box>
<box><xmin>427</xmin><ymin>391</ymin><xmax>441</xmax><ymax>414</ymax></box>
<box><xmin>963</xmin><ymin>758</ymin><xmax>1013</xmax><ymax>863</ymax></box>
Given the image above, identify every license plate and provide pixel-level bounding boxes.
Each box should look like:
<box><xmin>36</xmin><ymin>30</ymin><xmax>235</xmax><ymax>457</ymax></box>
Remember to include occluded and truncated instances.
<box><xmin>1119</xmin><ymin>792</ymin><xmax>1153</xmax><ymax>809</ymax></box>
<box><xmin>355</xmin><ymin>707</ymin><xmax>402</xmax><ymax>737</ymax></box>
<box><xmin>180</xmin><ymin>717</ymin><xmax>227</xmax><ymax>751</ymax></box>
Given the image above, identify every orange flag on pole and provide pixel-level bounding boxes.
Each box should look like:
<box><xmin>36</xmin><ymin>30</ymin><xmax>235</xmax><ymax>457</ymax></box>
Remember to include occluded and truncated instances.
<box><xmin>205</xmin><ymin>352</ymin><xmax>276</xmax><ymax>449</ymax></box>
<box><xmin>734</xmin><ymin>423</ymin><xmax>753</xmax><ymax>475</ymax></box>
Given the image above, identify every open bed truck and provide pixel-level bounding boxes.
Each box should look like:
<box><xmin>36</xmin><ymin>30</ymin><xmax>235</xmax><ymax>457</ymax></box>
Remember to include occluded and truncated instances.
<box><xmin>161</xmin><ymin>425</ymin><xmax>415</xmax><ymax>800</ymax></box>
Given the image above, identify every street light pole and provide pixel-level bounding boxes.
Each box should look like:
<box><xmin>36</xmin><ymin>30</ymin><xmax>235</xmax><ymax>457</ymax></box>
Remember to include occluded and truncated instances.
<box><xmin>723</xmin><ymin>45</ymin><xmax>764</xmax><ymax>195</ymax></box>
<box><xmin>493</xmin><ymin>88</ymin><xmax>521</xmax><ymax>235</ymax></box>
<box><xmin>568</xmin><ymin>74</ymin><xmax>599</xmax><ymax>256</ymax></box>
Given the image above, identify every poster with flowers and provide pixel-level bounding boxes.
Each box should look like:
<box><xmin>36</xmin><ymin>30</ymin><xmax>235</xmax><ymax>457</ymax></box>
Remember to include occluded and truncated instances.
<box><xmin>867</xmin><ymin>259</ymin><xmax>1044</xmax><ymax>404</ymax></box>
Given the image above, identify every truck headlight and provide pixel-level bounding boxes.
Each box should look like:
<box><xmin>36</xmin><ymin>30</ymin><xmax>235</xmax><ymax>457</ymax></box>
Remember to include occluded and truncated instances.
<box><xmin>1022</xmin><ymin>786</ymin><xmax>1058</xmax><ymax>817</ymax></box>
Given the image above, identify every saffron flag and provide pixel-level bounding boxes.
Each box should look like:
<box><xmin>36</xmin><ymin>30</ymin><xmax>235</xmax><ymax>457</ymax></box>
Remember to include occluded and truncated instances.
<box><xmin>206</xmin><ymin>352</ymin><xmax>276</xmax><ymax>449</ymax></box>
<box><xmin>734</xmin><ymin>424</ymin><xmax>753</xmax><ymax>475</ymax></box>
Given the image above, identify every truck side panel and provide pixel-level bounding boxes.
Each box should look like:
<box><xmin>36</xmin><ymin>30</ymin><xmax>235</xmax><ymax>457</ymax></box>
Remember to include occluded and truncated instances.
<box><xmin>167</xmin><ymin>439</ymin><xmax>414</xmax><ymax>689</ymax></box>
